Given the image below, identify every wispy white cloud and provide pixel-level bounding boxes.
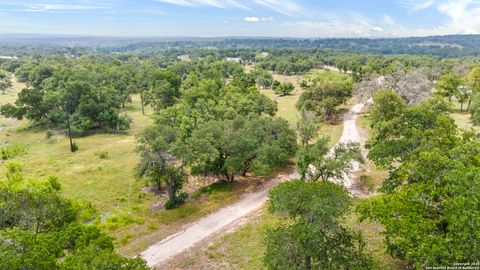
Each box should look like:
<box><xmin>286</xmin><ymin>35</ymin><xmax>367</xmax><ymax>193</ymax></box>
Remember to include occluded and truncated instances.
<box><xmin>382</xmin><ymin>15</ymin><xmax>396</xmax><ymax>25</ymax></box>
<box><xmin>155</xmin><ymin>0</ymin><xmax>249</xmax><ymax>10</ymax></box>
<box><xmin>288</xmin><ymin>12</ymin><xmax>391</xmax><ymax>38</ymax></box>
<box><xmin>155</xmin><ymin>0</ymin><xmax>304</xmax><ymax>14</ymax></box>
<box><xmin>243</xmin><ymin>16</ymin><xmax>274</xmax><ymax>23</ymax></box>
<box><xmin>253</xmin><ymin>0</ymin><xmax>303</xmax><ymax>15</ymax></box>
<box><xmin>25</xmin><ymin>4</ymin><xmax>109</xmax><ymax>12</ymax></box>
<box><xmin>399</xmin><ymin>0</ymin><xmax>480</xmax><ymax>35</ymax></box>
<box><xmin>398</xmin><ymin>0</ymin><xmax>437</xmax><ymax>11</ymax></box>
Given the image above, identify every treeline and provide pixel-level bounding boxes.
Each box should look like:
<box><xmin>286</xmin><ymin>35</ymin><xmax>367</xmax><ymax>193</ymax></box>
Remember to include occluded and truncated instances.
<box><xmin>0</xmin><ymin>54</ymin><xmax>184</xmax><ymax>134</ymax></box>
<box><xmin>255</xmin><ymin>48</ymin><xmax>473</xmax><ymax>78</ymax></box>
<box><xmin>88</xmin><ymin>35</ymin><xmax>480</xmax><ymax>57</ymax></box>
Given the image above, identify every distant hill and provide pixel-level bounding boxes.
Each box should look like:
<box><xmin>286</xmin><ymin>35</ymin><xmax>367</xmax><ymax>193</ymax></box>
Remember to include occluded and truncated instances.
<box><xmin>1</xmin><ymin>34</ymin><xmax>479</xmax><ymax>57</ymax></box>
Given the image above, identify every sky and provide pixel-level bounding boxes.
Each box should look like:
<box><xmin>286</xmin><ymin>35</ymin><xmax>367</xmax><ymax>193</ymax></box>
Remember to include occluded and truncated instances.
<box><xmin>0</xmin><ymin>0</ymin><xmax>479</xmax><ymax>37</ymax></box>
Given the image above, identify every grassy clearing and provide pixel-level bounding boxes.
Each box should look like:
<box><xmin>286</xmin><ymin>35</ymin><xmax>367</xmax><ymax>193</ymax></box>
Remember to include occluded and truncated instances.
<box><xmin>262</xmin><ymin>70</ymin><xmax>345</xmax><ymax>146</ymax></box>
<box><xmin>262</xmin><ymin>73</ymin><xmax>303</xmax><ymax>123</ymax></box>
<box><xmin>451</xmin><ymin>112</ymin><xmax>474</xmax><ymax>130</ymax></box>
<box><xmin>448</xmin><ymin>99</ymin><xmax>476</xmax><ymax>130</ymax></box>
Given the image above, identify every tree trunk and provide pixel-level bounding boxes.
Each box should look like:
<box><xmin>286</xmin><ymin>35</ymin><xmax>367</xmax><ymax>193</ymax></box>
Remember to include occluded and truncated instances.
<box><xmin>65</xmin><ymin>109</ymin><xmax>74</xmax><ymax>152</ymax></box>
<box><xmin>300</xmin><ymin>172</ymin><xmax>305</xmax><ymax>181</ymax></box>
<box><xmin>460</xmin><ymin>102</ymin><xmax>464</xmax><ymax>112</ymax></box>
<box><xmin>140</xmin><ymin>95</ymin><xmax>145</xmax><ymax>115</ymax></box>
<box><xmin>166</xmin><ymin>180</ymin><xmax>176</xmax><ymax>203</ymax></box>
<box><xmin>305</xmin><ymin>256</ymin><xmax>311</xmax><ymax>270</ymax></box>
<box><xmin>468</xmin><ymin>99</ymin><xmax>472</xmax><ymax>111</ymax></box>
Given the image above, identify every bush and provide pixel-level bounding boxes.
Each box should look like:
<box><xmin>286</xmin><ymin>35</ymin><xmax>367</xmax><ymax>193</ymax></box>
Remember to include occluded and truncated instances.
<box><xmin>0</xmin><ymin>143</ymin><xmax>26</xmax><ymax>160</ymax></box>
<box><xmin>45</xmin><ymin>129</ymin><xmax>55</xmax><ymax>142</ymax></box>
<box><xmin>71</xmin><ymin>141</ymin><xmax>79</xmax><ymax>152</ymax></box>
<box><xmin>104</xmin><ymin>213</ymin><xmax>144</xmax><ymax>230</ymax></box>
<box><xmin>165</xmin><ymin>192</ymin><xmax>189</xmax><ymax>210</ymax></box>
<box><xmin>359</xmin><ymin>174</ymin><xmax>374</xmax><ymax>192</ymax></box>
<box><xmin>95</xmin><ymin>150</ymin><xmax>109</xmax><ymax>159</ymax></box>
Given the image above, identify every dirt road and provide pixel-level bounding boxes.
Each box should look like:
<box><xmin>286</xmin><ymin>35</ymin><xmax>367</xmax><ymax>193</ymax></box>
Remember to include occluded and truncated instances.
<box><xmin>335</xmin><ymin>103</ymin><xmax>366</xmax><ymax>197</ymax></box>
<box><xmin>141</xmin><ymin>103</ymin><xmax>365</xmax><ymax>267</ymax></box>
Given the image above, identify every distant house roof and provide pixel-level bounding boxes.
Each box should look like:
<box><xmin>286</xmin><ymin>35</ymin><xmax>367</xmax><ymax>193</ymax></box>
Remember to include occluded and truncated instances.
<box><xmin>225</xmin><ymin>57</ymin><xmax>242</xmax><ymax>63</ymax></box>
<box><xmin>0</xmin><ymin>56</ymin><xmax>17</xmax><ymax>60</ymax></box>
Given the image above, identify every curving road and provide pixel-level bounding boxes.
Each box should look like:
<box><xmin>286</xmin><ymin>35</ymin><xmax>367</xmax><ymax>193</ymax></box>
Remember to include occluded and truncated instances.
<box><xmin>141</xmin><ymin>103</ymin><xmax>365</xmax><ymax>268</ymax></box>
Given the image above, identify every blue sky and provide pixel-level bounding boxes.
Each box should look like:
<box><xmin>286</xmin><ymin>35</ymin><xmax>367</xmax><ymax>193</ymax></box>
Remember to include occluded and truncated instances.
<box><xmin>0</xmin><ymin>0</ymin><xmax>479</xmax><ymax>37</ymax></box>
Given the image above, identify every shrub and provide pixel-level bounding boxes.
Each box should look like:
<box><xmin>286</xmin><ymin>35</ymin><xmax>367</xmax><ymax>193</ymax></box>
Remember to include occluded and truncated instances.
<box><xmin>45</xmin><ymin>129</ymin><xmax>55</xmax><ymax>141</ymax></box>
<box><xmin>0</xmin><ymin>143</ymin><xmax>26</xmax><ymax>160</ymax></box>
<box><xmin>95</xmin><ymin>150</ymin><xmax>109</xmax><ymax>159</ymax></box>
<box><xmin>359</xmin><ymin>175</ymin><xmax>375</xmax><ymax>192</ymax></box>
<box><xmin>165</xmin><ymin>192</ymin><xmax>189</xmax><ymax>210</ymax></box>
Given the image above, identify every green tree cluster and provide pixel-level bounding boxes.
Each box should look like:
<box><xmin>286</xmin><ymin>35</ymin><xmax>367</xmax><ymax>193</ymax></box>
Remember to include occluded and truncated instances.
<box><xmin>297</xmin><ymin>73</ymin><xmax>352</xmax><ymax>121</ymax></box>
<box><xmin>359</xmin><ymin>90</ymin><xmax>480</xmax><ymax>268</ymax></box>
<box><xmin>0</xmin><ymin>70</ymin><xmax>12</xmax><ymax>94</ymax></box>
<box><xmin>1</xmin><ymin>61</ymin><xmax>133</xmax><ymax>133</ymax></box>
<box><xmin>136</xmin><ymin>66</ymin><xmax>296</xmax><ymax>208</ymax></box>
<box><xmin>265</xmin><ymin>181</ymin><xmax>372</xmax><ymax>269</ymax></box>
<box><xmin>0</xmin><ymin>163</ymin><xmax>148</xmax><ymax>270</ymax></box>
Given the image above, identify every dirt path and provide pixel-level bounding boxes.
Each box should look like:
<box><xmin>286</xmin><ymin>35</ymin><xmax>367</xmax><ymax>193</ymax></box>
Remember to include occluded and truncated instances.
<box><xmin>141</xmin><ymin>103</ymin><xmax>366</xmax><ymax>267</ymax></box>
<box><xmin>335</xmin><ymin>103</ymin><xmax>367</xmax><ymax>197</ymax></box>
<box><xmin>140</xmin><ymin>170</ymin><xmax>299</xmax><ymax>267</ymax></box>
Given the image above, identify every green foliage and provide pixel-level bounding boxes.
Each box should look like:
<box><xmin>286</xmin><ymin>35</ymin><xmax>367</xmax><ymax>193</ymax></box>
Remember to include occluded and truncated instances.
<box><xmin>369</xmin><ymin>89</ymin><xmax>406</xmax><ymax>125</ymax></box>
<box><xmin>103</xmin><ymin>214</ymin><xmax>144</xmax><ymax>230</ymax></box>
<box><xmin>136</xmin><ymin>124</ymin><xmax>188</xmax><ymax>208</ymax></box>
<box><xmin>360</xmin><ymin>90</ymin><xmax>480</xmax><ymax>267</ymax></box>
<box><xmin>296</xmin><ymin>110</ymin><xmax>318</xmax><ymax>147</ymax></box>
<box><xmin>435</xmin><ymin>72</ymin><xmax>462</xmax><ymax>101</ymax></box>
<box><xmin>45</xmin><ymin>129</ymin><xmax>55</xmax><ymax>141</ymax></box>
<box><xmin>0</xmin><ymin>164</ymin><xmax>149</xmax><ymax>269</ymax></box>
<box><xmin>0</xmin><ymin>143</ymin><xmax>26</xmax><ymax>160</ymax></box>
<box><xmin>358</xmin><ymin>142</ymin><xmax>480</xmax><ymax>267</ymax></box>
<box><xmin>145</xmin><ymin>70</ymin><xmax>182</xmax><ymax>112</ymax></box>
<box><xmin>252</xmin><ymin>67</ymin><xmax>273</xmax><ymax>89</ymax></box>
<box><xmin>1</xmin><ymin>60</ymin><xmax>133</xmax><ymax>133</ymax></box>
<box><xmin>470</xmin><ymin>93</ymin><xmax>480</xmax><ymax>125</ymax></box>
<box><xmin>295</xmin><ymin>137</ymin><xmax>363</xmax><ymax>182</ymax></box>
<box><xmin>367</xmin><ymin>92</ymin><xmax>456</xmax><ymax>182</ymax></box>
<box><xmin>192</xmin><ymin>182</ymin><xmax>234</xmax><ymax>200</ymax></box>
<box><xmin>265</xmin><ymin>181</ymin><xmax>372</xmax><ymax>269</ymax></box>
<box><xmin>95</xmin><ymin>150</ymin><xmax>109</xmax><ymax>159</ymax></box>
<box><xmin>273</xmin><ymin>82</ymin><xmax>295</xmax><ymax>96</ymax></box>
<box><xmin>297</xmin><ymin>73</ymin><xmax>352</xmax><ymax>120</ymax></box>
<box><xmin>0</xmin><ymin>69</ymin><xmax>12</xmax><ymax>94</ymax></box>
<box><xmin>183</xmin><ymin>115</ymin><xmax>297</xmax><ymax>181</ymax></box>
